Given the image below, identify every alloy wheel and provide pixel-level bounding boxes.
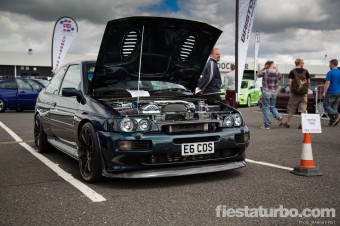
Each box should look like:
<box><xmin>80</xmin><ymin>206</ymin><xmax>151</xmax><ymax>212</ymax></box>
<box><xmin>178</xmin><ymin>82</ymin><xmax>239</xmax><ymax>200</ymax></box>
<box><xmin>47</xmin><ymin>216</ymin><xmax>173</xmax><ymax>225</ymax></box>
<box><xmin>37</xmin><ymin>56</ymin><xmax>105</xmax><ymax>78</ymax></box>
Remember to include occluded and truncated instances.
<box><xmin>79</xmin><ymin>127</ymin><xmax>94</xmax><ymax>178</ymax></box>
<box><xmin>0</xmin><ymin>99</ymin><xmax>5</xmax><ymax>112</ymax></box>
<box><xmin>34</xmin><ymin>116</ymin><xmax>40</xmax><ymax>148</ymax></box>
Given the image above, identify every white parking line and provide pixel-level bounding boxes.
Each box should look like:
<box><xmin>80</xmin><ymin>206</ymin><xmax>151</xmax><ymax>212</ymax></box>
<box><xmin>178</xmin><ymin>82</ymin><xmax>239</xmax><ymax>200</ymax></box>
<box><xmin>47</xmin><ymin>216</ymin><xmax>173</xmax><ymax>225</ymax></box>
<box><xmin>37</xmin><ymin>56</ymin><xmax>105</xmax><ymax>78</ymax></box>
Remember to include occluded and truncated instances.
<box><xmin>246</xmin><ymin>158</ymin><xmax>294</xmax><ymax>171</ymax></box>
<box><xmin>0</xmin><ymin>121</ymin><xmax>106</xmax><ymax>203</ymax></box>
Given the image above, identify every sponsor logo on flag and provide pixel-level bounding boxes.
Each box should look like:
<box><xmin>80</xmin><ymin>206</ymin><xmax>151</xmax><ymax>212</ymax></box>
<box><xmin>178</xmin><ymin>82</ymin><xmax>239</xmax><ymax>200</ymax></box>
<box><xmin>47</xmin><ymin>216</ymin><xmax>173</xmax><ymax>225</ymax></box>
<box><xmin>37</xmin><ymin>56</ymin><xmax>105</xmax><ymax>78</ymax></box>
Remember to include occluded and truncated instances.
<box><xmin>52</xmin><ymin>16</ymin><xmax>78</xmax><ymax>72</ymax></box>
<box><xmin>237</xmin><ymin>0</ymin><xmax>257</xmax><ymax>92</ymax></box>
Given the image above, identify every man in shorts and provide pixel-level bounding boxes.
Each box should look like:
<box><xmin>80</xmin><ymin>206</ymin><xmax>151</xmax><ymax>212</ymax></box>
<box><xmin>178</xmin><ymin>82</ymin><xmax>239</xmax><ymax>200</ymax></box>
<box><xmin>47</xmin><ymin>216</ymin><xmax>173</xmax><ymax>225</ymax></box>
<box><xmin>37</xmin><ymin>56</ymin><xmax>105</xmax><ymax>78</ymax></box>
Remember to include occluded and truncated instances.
<box><xmin>284</xmin><ymin>58</ymin><xmax>310</xmax><ymax>128</ymax></box>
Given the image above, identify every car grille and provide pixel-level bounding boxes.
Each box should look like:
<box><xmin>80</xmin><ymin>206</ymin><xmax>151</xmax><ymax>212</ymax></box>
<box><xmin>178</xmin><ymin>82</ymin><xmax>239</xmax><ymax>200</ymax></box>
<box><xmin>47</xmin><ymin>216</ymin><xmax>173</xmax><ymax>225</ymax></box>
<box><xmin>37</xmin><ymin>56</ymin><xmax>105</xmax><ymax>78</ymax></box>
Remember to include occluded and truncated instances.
<box><xmin>133</xmin><ymin>141</ymin><xmax>151</xmax><ymax>150</ymax></box>
<box><xmin>161</xmin><ymin>122</ymin><xmax>218</xmax><ymax>134</ymax></box>
<box><xmin>141</xmin><ymin>149</ymin><xmax>238</xmax><ymax>165</ymax></box>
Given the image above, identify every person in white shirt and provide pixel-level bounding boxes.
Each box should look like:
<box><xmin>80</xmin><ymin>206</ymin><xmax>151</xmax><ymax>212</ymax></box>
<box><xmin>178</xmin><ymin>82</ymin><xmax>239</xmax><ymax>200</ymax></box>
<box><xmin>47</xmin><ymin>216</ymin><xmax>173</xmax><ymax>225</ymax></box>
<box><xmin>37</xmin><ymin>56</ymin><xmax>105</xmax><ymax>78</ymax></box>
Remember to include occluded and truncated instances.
<box><xmin>224</xmin><ymin>64</ymin><xmax>237</xmax><ymax>108</ymax></box>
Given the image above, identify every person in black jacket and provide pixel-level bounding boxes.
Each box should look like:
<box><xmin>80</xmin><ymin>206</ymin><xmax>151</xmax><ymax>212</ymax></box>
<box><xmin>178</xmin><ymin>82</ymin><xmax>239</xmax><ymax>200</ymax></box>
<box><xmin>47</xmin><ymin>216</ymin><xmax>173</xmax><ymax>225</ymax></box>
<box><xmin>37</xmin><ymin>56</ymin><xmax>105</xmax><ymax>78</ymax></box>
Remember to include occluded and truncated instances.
<box><xmin>197</xmin><ymin>48</ymin><xmax>222</xmax><ymax>101</ymax></box>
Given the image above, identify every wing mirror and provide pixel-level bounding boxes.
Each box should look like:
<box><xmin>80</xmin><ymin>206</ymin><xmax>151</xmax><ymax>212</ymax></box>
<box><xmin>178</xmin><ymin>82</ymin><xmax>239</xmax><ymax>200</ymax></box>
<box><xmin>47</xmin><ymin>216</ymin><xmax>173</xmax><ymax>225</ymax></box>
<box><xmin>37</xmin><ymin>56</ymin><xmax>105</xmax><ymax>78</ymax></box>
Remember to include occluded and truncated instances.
<box><xmin>62</xmin><ymin>88</ymin><xmax>78</xmax><ymax>97</ymax></box>
<box><xmin>61</xmin><ymin>88</ymin><xmax>86</xmax><ymax>104</ymax></box>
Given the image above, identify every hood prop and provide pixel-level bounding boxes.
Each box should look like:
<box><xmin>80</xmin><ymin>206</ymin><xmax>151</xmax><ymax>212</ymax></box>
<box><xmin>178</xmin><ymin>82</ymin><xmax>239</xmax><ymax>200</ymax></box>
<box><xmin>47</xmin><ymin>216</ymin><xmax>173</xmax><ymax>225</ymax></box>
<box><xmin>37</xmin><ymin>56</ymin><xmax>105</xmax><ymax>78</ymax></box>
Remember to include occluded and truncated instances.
<box><xmin>137</xmin><ymin>25</ymin><xmax>145</xmax><ymax>114</ymax></box>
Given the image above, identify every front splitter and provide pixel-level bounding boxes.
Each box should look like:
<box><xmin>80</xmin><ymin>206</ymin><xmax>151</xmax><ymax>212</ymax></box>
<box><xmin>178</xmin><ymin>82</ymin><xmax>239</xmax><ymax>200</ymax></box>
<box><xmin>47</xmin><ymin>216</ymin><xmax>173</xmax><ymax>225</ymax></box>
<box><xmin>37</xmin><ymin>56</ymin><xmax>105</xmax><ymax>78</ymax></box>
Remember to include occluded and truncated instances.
<box><xmin>102</xmin><ymin>161</ymin><xmax>246</xmax><ymax>178</ymax></box>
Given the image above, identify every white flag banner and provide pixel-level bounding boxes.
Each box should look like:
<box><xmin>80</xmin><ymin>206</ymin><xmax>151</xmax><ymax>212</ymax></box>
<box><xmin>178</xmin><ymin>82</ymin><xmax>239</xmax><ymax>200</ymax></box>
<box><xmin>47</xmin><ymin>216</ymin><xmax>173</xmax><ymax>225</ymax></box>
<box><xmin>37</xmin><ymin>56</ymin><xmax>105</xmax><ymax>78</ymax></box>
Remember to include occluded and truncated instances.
<box><xmin>254</xmin><ymin>31</ymin><xmax>260</xmax><ymax>61</ymax></box>
<box><xmin>52</xmin><ymin>16</ymin><xmax>78</xmax><ymax>72</ymax></box>
<box><xmin>254</xmin><ymin>31</ymin><xmax>260</xmax><ymax>83</ymax></box>
<box><xmin>238</xmin><ymin>0</ymin><xmax>257</xmax><ymax>92</ymax></box>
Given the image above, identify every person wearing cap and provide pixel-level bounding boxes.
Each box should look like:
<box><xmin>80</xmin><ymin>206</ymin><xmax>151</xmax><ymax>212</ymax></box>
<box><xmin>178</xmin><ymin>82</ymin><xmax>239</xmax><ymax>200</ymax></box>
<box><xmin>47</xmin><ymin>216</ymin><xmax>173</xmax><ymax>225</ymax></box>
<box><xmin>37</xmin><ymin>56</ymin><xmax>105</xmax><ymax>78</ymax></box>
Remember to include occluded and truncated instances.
<box><xmin>323</xmin><ymin>59</ymin><xmax>340</xmax><ymax>126</ymax></box>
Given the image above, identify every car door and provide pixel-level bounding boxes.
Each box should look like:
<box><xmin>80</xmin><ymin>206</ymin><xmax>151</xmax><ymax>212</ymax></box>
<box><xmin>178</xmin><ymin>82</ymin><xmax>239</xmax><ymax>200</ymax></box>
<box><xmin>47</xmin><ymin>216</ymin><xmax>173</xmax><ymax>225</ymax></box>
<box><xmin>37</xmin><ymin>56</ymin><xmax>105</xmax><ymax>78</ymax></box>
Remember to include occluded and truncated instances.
<box><xmin>276</xmin><ymin>85</ymin><xmax>290</xmax><ymax>109</ymax></box>
<box><xmin>50</xmin><ymin>64</ymin><xmax>81</xmax><ymax>149</ymax></box>
<box><xmin>16</xmin><ymin>79</ymin><xmax>39</xmax><ymax>109</ymax></box>
<box><xmin>248</xmin><ymin>80</ymin><xmax>257</xmax><ymax>103</ymax></box>
<box><xmin>0</xmin><ymin>80</ymin><xmax>18</xmax><ymax>109</ymax></box>
<box><xmin>40</xmin><ymin>67</ymin><xmax>67</xmax><ymax>136</ymax></box>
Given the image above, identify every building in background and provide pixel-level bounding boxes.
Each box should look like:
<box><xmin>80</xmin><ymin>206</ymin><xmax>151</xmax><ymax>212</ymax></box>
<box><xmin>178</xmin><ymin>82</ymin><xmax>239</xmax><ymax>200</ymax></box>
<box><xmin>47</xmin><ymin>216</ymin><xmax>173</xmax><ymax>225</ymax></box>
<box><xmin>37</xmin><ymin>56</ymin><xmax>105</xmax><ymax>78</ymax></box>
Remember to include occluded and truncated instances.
<box><xmin>0</xmin><ymin>51</ymin><xmax>96</xmax><ymax>80</ymax></box>
<box><xmin>0</xmin><ymin>52</ymin><xmax>329</xmax><ymax>82</ymax></box>
<box><xmin>218</xmin><ymin>61</ymin><xmax>329</xmax><ymax>87</ymax></box>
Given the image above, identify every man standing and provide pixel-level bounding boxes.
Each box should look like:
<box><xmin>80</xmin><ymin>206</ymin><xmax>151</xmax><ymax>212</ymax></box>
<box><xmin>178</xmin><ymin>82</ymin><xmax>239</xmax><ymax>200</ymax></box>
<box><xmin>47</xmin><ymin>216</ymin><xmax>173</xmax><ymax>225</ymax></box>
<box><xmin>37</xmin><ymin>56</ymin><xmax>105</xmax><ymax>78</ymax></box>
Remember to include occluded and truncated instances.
<box><xmin>197</xmin><ymin>48</ymin><xmax>222</xmax><ymax>101</ymax></box>
<box><xmin>283</xmin><ymin>58</ymin><xmax>310</xmax><ymax>128</ymax></box>
<box><xmin>224</xmin><ymin>64</ymin><xmax>237</xmax><ymax>108</ymax></box>
<box><xmin>323</xmin><ymin>59</ymin><xmax>340</xmax><ymax>126</ymax></box>
<box><xmin>256</xmin><ymin>61</ymin><xmax>283</xmax><ymax>129</ymax></box>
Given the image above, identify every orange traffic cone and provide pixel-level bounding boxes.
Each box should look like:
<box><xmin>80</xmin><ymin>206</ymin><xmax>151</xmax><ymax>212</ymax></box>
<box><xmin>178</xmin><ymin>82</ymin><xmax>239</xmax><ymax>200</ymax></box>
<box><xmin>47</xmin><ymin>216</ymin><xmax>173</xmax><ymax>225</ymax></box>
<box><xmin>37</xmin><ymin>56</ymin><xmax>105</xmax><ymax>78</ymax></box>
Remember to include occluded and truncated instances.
<box><xmin>291</xmin><ymin>133</ymin><xmax>323</xmax><ymax>176</ymax></box>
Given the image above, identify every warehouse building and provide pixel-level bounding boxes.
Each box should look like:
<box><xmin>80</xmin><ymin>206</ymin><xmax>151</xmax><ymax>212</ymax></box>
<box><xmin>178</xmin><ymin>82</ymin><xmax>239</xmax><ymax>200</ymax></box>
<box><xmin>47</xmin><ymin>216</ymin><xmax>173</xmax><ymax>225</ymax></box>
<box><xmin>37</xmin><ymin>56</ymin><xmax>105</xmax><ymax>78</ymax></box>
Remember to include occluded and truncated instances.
<box><xmin>0</xmin><ymin>51</ymin><xmax>329</xmax><ymax>81</ymax></box>
<box><xmin>0</xmin><ymin>51</ymin><xmax>95</xmax><ymax>80</ymax></box>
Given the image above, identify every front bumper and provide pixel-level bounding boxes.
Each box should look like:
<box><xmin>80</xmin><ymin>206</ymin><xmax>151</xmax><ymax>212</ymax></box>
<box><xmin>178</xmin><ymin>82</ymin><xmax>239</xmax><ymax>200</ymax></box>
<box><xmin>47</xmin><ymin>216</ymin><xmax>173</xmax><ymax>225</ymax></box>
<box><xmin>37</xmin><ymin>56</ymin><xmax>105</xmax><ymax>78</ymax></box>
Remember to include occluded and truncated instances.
<box><xmin>97</xmin><ymin>127</ymin><xmax>249</xmax><ymax>175</ymax></box>
<box><xmin>102</xmin><ymin>161</ymin><xmax>246</xmax><ymax>178</ymax></box>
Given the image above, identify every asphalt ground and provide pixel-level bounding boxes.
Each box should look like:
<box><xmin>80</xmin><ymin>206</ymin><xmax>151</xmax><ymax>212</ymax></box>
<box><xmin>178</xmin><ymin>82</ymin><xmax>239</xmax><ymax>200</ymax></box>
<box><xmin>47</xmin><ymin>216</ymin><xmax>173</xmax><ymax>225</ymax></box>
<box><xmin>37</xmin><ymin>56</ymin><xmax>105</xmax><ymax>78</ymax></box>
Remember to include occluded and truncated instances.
<box><xmin>0</xmin><ymin>107</ymin><xmax>339</xmax><ymax>226</ymax></box>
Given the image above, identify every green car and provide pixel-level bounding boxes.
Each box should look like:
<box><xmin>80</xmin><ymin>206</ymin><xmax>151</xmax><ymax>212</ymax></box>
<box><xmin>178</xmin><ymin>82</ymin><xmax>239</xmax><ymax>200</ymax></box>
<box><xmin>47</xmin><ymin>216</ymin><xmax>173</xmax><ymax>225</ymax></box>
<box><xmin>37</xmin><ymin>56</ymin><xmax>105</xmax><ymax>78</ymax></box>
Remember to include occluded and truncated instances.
<box><xmin>221</xmin><ymin>79</ymin><xmax>262</xmax><ymax>107</ymax></box>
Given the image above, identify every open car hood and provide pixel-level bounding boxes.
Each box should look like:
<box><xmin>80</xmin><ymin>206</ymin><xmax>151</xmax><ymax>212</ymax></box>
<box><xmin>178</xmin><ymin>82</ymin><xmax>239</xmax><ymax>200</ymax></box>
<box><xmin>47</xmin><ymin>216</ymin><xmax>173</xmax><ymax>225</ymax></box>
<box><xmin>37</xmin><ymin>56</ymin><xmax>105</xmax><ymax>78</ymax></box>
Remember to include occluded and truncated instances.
<box><xmin>93</xmin><ymin>16</ymin><xmax>222</xmax><ymax>93</ymax></box>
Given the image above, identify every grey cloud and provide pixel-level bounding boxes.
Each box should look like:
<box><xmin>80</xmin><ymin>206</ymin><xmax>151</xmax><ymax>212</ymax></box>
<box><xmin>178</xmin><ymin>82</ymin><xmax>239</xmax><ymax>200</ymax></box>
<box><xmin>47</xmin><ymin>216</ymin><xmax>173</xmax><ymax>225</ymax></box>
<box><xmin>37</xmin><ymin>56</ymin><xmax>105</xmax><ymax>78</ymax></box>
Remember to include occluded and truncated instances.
<box><xmin>0</xmin><ymin>0</ymin><xmax>161</xmax><ymax>23</ymax></box>
<box><xmin>0</xmin><ymin>0</ymin><xmax>339</xmax><ymax>64</ymax></box>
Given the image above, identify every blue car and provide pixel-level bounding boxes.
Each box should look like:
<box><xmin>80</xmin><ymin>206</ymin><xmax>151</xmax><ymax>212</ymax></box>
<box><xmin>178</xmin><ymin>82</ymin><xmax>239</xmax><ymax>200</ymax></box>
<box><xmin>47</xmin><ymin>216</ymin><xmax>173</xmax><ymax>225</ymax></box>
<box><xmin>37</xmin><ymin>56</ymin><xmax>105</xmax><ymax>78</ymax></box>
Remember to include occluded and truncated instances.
<box><xmin>34</xmin><ymin>17</ymin><xmax>250</xmax><ymax>182</ymax></box>
<box><xmin>0</xmin><ymin>78</ymin><xmax>49</xmax><ymax>112</ymax></box>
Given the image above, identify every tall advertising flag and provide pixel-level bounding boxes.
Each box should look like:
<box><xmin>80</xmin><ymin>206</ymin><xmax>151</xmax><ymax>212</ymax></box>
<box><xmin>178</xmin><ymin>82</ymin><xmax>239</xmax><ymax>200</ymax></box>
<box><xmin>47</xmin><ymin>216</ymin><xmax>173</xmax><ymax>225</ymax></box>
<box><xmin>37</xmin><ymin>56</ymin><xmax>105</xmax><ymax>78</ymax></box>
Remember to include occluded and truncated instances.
<box><xmin>236</xmin><ymin>0</ymin><xmax>257</xmax><ymax>93</ymax></box>
<box><xmin>51</xmin><ymin>16</ymin><xmax>78</xmax><ymax>72</ymax></box>
<box><xmin>254</xmin><ymin>31</ymin><xmax>260</xmax><ymax>82</ymax></box>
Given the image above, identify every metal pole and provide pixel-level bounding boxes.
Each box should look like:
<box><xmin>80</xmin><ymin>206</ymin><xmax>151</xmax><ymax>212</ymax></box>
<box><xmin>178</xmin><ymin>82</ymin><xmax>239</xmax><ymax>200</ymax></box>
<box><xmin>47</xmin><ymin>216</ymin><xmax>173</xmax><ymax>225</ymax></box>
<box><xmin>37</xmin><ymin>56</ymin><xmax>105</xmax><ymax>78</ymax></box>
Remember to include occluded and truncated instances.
<box><xmin>235</xmin><ymin>0</ymin><xmax>239</xmax><ymax>106</ymax></box>
<box><xmin>254</xmin><ymin>32</ymin><xmax>256</xmax><ymax>94</ymax></box>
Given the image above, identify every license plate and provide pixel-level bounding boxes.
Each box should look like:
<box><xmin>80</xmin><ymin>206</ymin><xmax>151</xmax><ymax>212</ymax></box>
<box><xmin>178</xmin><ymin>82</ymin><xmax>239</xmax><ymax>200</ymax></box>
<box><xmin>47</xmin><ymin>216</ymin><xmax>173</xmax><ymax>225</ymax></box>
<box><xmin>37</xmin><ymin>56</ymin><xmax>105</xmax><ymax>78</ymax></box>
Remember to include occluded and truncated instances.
<box><xmin>181</xmin><ymin>142</ymin><xmax>214</xmax><ymax>156</ymax></box>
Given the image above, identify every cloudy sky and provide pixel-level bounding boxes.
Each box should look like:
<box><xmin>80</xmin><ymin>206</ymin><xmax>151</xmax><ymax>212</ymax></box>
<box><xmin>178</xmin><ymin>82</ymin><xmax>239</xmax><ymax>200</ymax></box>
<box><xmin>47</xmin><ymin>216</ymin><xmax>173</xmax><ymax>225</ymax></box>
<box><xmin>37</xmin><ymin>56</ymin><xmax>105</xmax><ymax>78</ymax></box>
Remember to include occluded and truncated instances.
<box><xmin>0</xmin><ymin>0</ymin><xmax>339</xmax><ymax>65</ymax></box>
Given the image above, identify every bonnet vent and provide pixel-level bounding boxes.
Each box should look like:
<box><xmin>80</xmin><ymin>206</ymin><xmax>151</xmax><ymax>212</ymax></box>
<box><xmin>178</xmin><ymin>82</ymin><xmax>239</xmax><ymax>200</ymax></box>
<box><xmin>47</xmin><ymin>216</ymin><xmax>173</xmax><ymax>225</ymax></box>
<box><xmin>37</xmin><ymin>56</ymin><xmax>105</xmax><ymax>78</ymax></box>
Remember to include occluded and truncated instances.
<box><xmin>179</xmin><ymin>35</ymin><xmax>196</xmax><ymax>62</ymax></box>
<box><xmin>121</xmin><ymin>30</ymin><xmax>138</xmax><ymax>58</ymax></box>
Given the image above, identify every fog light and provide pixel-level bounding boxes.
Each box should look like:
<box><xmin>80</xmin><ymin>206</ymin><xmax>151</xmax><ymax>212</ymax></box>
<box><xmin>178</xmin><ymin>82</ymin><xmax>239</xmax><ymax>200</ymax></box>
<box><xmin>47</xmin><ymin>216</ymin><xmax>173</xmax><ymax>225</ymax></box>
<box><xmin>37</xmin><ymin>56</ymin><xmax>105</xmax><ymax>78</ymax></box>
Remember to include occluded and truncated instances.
<box><xmin>244</xmin><ymin>132</ymin><xmax>250</xmax><ymax>142</ymax></box>
<box><xmin>118</xmin><ymin>141</ymin><xmax>132</xmax><ymax>151</ymax></box>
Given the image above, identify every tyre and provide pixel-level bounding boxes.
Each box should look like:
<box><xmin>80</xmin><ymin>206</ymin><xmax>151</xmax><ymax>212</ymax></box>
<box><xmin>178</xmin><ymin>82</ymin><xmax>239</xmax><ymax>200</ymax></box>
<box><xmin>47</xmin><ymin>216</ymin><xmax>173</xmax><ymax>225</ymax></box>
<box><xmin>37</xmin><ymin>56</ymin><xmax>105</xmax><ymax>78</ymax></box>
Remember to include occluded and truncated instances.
<box><xmin>78</xmin><ymin>122</ymin><xmax>102</xmax><ymax>182</ymax></box>
<box><xmin>0</xmin><ymin>98</ymin><xmax>6</xmax><ymax>112</ymax></box>
<box><xmin>247</xmin><ymin>95</ymin><xmax>251</xmax><ymax>107</ymax></box>
<box><xmin>34</xmin><ymin>115</ymin><xmax>52</xmax><ymax>153</ymax></box>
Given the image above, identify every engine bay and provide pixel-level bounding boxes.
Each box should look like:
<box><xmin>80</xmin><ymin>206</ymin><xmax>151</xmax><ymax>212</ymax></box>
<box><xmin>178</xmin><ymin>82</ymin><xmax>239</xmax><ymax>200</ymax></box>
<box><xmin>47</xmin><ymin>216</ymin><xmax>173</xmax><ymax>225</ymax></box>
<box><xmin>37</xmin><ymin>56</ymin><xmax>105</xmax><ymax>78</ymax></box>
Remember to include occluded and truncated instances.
<box><xmin>103</xmin><ymin>98</ymin><xmax>237</xmax><ymax>124</ymax></box>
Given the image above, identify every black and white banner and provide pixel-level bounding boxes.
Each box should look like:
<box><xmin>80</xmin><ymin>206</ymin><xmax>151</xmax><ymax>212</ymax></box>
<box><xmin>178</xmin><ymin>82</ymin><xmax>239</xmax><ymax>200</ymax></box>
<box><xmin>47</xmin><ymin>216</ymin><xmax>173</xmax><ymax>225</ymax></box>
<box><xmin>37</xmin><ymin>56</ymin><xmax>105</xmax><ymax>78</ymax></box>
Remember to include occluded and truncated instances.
<box><xmin>238</xmin><ymin>0</ymin><xmax>257</xmax><ymax>92</ymax></box>
<box><xmin>51</xmin><ymin>16</ymin><xmax>78</xmax><ymax>72</ymax></box>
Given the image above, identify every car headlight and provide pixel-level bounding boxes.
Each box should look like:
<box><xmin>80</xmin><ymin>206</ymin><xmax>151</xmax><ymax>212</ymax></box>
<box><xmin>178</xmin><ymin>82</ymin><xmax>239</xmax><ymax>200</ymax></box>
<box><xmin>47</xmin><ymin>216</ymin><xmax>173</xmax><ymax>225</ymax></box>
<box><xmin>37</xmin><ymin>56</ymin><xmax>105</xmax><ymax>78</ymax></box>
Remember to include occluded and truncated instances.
<box><xmin>239</xmin><ymin>91</ymin><xmax>245</xmax><ymax>95</ymax></box>
<box><xmin>223</xmin><ymin>116</ymin><xmax>234</xmax><ymax>127</ymax></box>
<box><xmin>138</xmin><ymin>119</ymin><xmax>151</xmax><ymax>131</ymax></box>
<box><xmin>120</xmin><ymin>117</ymin><xmax>137</xmax><ymax>132</ymax></box>
<box><xmin>222</xmin><ymin>114</ymin><xmax>243</xmax><ymax>128</ymax></box>
<box><xmin>233</xmin><ymin>114</ymin><xmax>242</xmax><ymax>126</ymax></box>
